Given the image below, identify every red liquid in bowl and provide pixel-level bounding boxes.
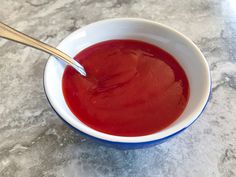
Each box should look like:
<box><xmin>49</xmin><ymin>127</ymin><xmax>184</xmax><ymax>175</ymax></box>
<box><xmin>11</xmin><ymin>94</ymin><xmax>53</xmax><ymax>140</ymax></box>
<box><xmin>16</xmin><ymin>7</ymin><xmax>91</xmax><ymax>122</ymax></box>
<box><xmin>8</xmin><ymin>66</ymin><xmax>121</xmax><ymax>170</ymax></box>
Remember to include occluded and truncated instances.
<box><xmin>62</xmin><ymin>40</ymin><xmax>189</xmax><ymax>136</ymax></box>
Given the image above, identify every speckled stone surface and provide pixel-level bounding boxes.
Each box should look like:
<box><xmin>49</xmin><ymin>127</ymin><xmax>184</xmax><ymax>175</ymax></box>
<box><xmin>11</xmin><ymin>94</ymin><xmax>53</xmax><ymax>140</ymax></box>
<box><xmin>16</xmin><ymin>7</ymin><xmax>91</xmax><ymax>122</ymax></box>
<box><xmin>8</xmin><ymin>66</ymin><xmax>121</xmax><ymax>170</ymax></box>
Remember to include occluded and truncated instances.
<box><xmin>0</xmin><ymin>0</ymin><xmax>236</xmax><ymax>176</ymax></box>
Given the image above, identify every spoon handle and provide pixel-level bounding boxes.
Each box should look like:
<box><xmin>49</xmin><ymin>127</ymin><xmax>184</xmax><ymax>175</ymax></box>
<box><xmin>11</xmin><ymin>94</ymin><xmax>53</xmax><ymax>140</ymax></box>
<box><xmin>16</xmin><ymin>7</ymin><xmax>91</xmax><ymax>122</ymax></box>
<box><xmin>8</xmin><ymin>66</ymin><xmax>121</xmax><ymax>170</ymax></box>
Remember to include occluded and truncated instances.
<box><xmin>0</xmin><ymin>22</ymin><xmax>86</xmax><ymax>76</ymax></box>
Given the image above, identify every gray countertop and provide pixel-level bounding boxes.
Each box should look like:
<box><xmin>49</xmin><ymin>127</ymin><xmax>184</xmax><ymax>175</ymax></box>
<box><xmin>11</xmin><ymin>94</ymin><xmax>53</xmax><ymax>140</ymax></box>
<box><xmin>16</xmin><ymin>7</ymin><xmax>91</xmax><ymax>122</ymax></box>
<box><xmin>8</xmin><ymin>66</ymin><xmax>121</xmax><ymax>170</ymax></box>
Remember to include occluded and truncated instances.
<box><xmin>0</xmin><ymin>0</ymin><xmax>236</xmax><ymax>176</ymax></box>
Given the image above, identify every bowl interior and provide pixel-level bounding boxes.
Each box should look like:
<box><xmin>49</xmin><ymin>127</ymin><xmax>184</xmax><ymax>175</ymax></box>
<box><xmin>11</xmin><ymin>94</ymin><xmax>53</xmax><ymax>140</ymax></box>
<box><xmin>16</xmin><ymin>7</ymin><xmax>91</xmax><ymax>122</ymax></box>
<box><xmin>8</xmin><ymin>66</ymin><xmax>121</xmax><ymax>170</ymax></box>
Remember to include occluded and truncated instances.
<box><xmin>44</xmin><ymin>18</ymin><xmax>210</xmax><ymax>143</ymax></box>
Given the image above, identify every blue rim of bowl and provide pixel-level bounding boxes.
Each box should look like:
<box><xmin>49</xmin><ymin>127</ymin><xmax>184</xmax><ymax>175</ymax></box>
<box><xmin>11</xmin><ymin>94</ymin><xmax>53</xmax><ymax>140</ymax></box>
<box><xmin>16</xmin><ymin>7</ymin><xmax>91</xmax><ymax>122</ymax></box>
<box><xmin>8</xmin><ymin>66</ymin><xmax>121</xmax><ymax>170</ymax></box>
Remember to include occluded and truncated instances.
<box><xmin>43</xmin><ymin>18</ymin><xmax>212</xmax><ymax>144</ymax></box>
<box><xmin>43</xmin><ymin>59</ymin><xmax>212</xmax><ymax>146</ymax></box>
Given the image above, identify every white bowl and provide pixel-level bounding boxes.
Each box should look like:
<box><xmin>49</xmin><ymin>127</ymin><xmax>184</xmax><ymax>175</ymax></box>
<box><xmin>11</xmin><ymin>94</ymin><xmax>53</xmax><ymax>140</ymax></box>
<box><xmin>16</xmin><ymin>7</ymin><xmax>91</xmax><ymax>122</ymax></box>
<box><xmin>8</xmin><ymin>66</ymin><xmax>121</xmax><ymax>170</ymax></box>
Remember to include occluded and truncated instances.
<box><xmin>44</xmin><ymin>18</ymin><xmax>211</xmax><ymax>146</ymax></box>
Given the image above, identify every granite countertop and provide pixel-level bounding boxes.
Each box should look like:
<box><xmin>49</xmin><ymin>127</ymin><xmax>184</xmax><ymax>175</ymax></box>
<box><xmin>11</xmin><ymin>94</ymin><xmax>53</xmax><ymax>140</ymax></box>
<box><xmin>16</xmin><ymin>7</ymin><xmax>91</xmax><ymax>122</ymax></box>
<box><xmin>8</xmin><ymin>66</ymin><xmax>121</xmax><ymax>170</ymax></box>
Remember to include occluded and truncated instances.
<box><xmin>0</xmin><ymin>0</ymin><xmax>236</xmax><ymax>176</ymax></box>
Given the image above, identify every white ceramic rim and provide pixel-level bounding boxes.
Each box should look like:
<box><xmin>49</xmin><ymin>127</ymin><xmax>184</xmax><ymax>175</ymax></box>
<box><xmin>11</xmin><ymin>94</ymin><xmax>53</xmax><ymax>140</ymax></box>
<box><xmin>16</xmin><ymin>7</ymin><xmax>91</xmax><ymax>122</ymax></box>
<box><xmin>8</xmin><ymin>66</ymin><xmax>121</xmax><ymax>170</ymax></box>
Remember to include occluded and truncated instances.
<box><xmin>44</xmin><ymin>18</ymin><xmax>211</xmax><ymax>143</ymax></box>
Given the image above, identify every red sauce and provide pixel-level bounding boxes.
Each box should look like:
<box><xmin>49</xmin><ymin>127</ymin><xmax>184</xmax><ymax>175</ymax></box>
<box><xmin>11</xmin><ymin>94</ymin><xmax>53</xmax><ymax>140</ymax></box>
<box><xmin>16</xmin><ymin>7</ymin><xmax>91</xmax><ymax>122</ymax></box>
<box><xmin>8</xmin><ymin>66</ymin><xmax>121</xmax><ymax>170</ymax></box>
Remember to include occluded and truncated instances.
<box><xmin>62</xmin><ymin>40</ymin><xmax>189</xmax><ymax>136</ymax></box>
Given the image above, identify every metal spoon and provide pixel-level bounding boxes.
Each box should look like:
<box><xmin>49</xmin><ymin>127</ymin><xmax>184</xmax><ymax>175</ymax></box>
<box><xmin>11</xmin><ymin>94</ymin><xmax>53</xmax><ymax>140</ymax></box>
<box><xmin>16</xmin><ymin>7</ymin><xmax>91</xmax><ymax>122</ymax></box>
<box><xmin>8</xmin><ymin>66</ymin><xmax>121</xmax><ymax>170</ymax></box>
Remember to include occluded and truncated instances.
<box><xmin>0</xmin><ymin>22</ymin><xmax>86</xmax><ymax>76</ymax></box>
